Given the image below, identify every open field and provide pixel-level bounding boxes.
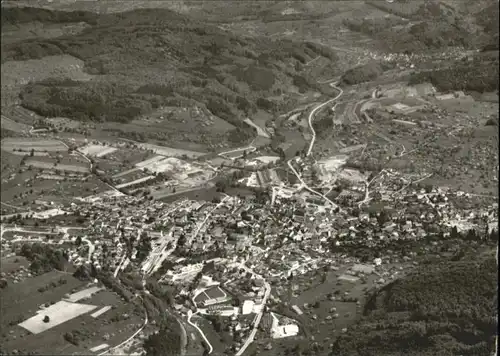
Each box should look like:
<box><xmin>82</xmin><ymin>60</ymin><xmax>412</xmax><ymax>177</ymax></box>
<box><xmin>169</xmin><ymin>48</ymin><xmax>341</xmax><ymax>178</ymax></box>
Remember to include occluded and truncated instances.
<box><xmin>113</xmin><ymin>169</ymin><xmax>150</xmax><ymax>184</ymax></box>
<box><xmin>25</xmin><ymin>159</ymin><xmax>89</xmax><ymax>173</ymax></box>
<box><xmin>19</xmin><ymin>300</ymin><xmax>98</xmax><ymax>334</ymax></box>
<box><xmin>1</xmin><ymin>272</ymin><xmax>145</xmax><ymax>355</ymax></box>
<box><xmin>0</xmin><ymin>255</ymin><xmax>30</xmax><ymax>274</ymax></box>
<box><xmin>1</xmin><ymin>170</ymin><xmax>108</xmax><ymax>208</ymax></box>
<box><xmin>195</xmin><ymin>316</ymin><xmax>227</xmax><ymax>355</ymax></box>
<box><xmin>1</xmin><ymin>138</ymin><xmax>67</xmax><ymax>153</ymax></box>
<box><xmin>78</xmin><ymin>144</ymin><xmax>117</xmax><ymax>158</ymax></box>
<box><xmin>115</xmin><ymin>176</ymin><xmax>155</xmax><ymax>189</ymax></box>
<box><xmin>2</xmin><ymin>20</ymin><xmax>91</xmax><ymax>44</ymax></box>
<box><xmin>205</xmin><ymin>286</ymin><xmax>227</xmax><ymax>300</ymax></box>
<box><xmin>1</xmin><ymin>115</ymin><xmax>30</xmax><ymax>133</ymax></box>
<box><xmin>243</xmin><ymin>118</ymin><xmax>270</xmax><ymax>138</ymax></box>
<box><xmin>0</xmin><ymin>270</ymin><xmax>86</xmax><ymax>329</ymax></box>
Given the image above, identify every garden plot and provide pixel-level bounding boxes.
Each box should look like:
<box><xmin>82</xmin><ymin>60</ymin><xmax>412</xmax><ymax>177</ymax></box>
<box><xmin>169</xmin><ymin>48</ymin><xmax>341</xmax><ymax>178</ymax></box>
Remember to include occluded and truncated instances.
<box><xmin>1</xmin><ymin>138</ymin><xmax>67</xmax><ymax>153</ymax></box>
<box><xmin>19</xmin><ymin>300</ymin><xmax>98</xmax><ymax>334</ymax></box>
<box><xmin>78</xmin><ymin>144</ymin><xmax>117</xmax><ymax>158</ymax></box>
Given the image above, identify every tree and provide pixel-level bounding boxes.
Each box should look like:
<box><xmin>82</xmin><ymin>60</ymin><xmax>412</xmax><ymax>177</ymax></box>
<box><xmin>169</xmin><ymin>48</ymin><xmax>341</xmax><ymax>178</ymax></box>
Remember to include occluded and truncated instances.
<box><xmin>144</xmin><ymin>326</ymin><xmax>182</xmax><ymax>356</ymax></box>
<box><xmin>43</xmin><ymin>315</ymin><xmax>50</xmax><ymax>323</ymax></box>
<box><xmin>30</xmin><ymin>149</ymin><xmax>35</xmax><ymax>157</ymax></box>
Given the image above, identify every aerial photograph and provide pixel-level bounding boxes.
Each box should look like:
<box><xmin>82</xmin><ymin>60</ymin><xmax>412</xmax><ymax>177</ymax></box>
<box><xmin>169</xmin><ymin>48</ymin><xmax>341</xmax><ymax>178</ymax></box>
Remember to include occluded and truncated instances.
<box><xmin>0</xmin><ymin>0</ymin><xmax>498</xmax><ymax>355</ymax></box>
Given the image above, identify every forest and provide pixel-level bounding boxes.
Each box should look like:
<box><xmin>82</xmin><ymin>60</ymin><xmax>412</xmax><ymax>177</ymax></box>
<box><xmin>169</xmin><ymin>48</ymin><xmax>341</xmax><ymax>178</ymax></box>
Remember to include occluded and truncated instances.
<box><xmin>3</xmin><ymin>6</ymin><xmax>339</xmax><ymax>139</ymax></box>
<box><xmin>408</xmin><ymin>53</ymin><xmax>499</xmax><ymax>93</ymax></box>
<box><xmin>330</xmin><ymin>253</ymin><xmax>497</xmax><ymax>356</ymax></box>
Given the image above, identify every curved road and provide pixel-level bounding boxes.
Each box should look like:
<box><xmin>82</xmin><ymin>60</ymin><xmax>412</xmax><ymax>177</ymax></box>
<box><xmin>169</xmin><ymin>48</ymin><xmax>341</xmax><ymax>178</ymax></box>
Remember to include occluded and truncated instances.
<box><xmin>235</xmin><ymin>264</ymin><xmax>271</xmax><ymax>356</ymax></box>
<box><xmin>98</xmin><ymin>296</ymin><xmax>148</xmax><ymax>356</ymax></box>
<box><xmin>187</xmin><ymin>310</ymin><xmax>213</xmax><ymax>355</ymax></box>
<box><xmin>306</xmin><ymin>82</ymin><xmax>344</xmax><ymax>157</ymax></box>
<box><xmin>285</xmin><ymin>81</ymin><xmax>344</xmax><ymax>210</ymax></box>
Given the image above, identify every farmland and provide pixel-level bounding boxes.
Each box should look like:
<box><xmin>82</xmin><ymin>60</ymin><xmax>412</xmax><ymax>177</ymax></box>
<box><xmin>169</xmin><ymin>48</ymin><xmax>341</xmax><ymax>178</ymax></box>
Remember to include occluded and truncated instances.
<box><xmin>25</xmin><ymin>159</ymin><xmax>89</xmax><ymax>173</ymax></box>
<box><xmin>0</xmin><ymin>269</ymin><xmax>145</xmax><ymax>355</ymax></box>
<box><xmin>1</xmin><ymin>138</ymin><xmax>67</xmax><ymax>153</ymax></box>
<box><xmin>1</xmin><ymin>115</ymin><xmax>30</xmax><ymax>133</ymax></box>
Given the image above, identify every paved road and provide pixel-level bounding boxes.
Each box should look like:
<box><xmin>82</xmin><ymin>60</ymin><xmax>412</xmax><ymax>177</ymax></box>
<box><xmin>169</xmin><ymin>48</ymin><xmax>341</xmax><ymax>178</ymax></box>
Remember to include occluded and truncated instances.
<box><xmin>287</xmin><ymin>159</ymin><xmax>338</xmax><ymax>209</ymax></box>
<box><xmin>188</xmin><ymin>194</ymin><xmax>230</xmax><ymax>245</ymax></box>
<box><xmin>235</xmin><ymin>263</ymin><xmax>271</xmax><ymax>356</ymax></box>
<box><xmin>187</xmin><ymin>310</ymin><xmax>213</xmax><ymax>355</ymax></box>
<box><xmin>98</xmin><ymin>296</ymin><xmax>148</xmax><ymax>356</ymax></box>
<box><xmin>306</xmin><ymin>82</ymin><xmax>344</xmax><ymax>156</ymax></box>
<box><xmin>284</xmin><ymin>81</ymin><xmax>344</xmax><ymax>210</ymax></box>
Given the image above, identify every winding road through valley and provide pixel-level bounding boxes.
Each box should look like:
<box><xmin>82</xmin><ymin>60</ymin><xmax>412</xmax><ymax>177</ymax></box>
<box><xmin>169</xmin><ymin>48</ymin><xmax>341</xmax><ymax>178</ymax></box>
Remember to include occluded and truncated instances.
<box><xmin>285</xmin><ymin>81</ymin><xmax>344</xmax><ymax>210</ymax></box>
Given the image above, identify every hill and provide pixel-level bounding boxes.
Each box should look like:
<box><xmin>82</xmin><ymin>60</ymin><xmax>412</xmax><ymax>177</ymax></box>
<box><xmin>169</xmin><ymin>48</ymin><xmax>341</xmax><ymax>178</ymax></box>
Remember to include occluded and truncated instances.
<box><xmin>344</xmin><ymin>0</ymin><xmax>499</xmax><ymax>53</ymax></box>
<box><xmin>2</xmin><ymin>6</ymin><xmax>338</xmax><ymax>148</ymax></box>
<box><xmin>408</xmin><ymin>51</ymin><xmax>499</xmax><ymax>93</ymax></box>
<box><xmin>330</xmin><ymin>253</ymin><xmax>497</xmax><ymax>356</ymax></box>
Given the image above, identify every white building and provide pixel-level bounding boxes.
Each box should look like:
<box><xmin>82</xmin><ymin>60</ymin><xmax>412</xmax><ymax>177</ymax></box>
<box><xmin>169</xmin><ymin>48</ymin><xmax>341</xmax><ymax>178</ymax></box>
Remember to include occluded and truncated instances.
<box><xmin>241</xmin><ymin>300</ymin><xmax>255</xmax><ymax>315</ymax></box>
<box><xmin>164</xmin><ymin>263</ymin><xmax>203</xmax><ymax>282</ymax></box>
<box><xmin>271</xmin><ymin>324</ymin><xmax>299</xmax><ymax>339</ymax></box>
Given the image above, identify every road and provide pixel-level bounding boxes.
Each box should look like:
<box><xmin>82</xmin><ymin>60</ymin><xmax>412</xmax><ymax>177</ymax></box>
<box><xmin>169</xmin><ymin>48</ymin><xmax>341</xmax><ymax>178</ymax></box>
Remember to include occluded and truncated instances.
<box><xmin>59</xmin><ymin>139</ymin><xmax>121</xmax><ymax>194</ymax></box>
<box><xmin>81</xmin><ymin>237</ymin><xmax>95</xmax><ymax>261</ymax></box>
<box><xmin>306</xmin><ymin>82</ymin><xmax>344</xmax><ymax>157</ymax></box>
<box><xmin>187</xmin><ymin>310</ymin><xmax>213</xmax><ymax>355</ymax></box>
<box><xmin>235</xmin><ymin>263</ymin><xmax>271</xmax><ymax>356</ymax></box>
<box><xmin>287</xmin><ymin>159</ymin><xmax>338</xmax><ymax>209</ymax></box>
<box><xmin>188</xmin><ymin>194</ymin><xmax>230</xmax><ymax>245</ymax></box>
<box><xmin>98</xmin><ymin>296</ymin><xmax>148</xmax><ymax>356</ymax></box>
<box><xmin>284</xmin><ymin>80</ymin><xmax>343</xmax><ymax>210</ymax></box>
<box><xmin>1</xmin><ymin>201</ymin><xmax>24</xmax><ymax>210</ymax></box>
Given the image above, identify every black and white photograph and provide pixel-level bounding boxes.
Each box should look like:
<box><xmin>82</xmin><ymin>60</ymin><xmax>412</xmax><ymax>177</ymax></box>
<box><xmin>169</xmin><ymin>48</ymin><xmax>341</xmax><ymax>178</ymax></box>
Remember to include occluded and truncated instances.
<box><xmin>0</xmin><ymin>0</ymin><xmax>498</xmax><ymax>355</ymax></box>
